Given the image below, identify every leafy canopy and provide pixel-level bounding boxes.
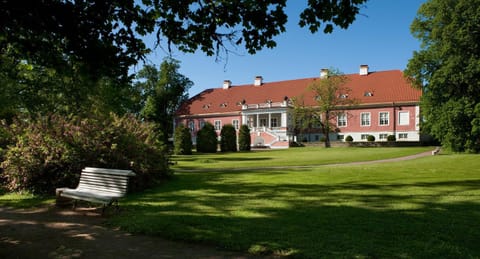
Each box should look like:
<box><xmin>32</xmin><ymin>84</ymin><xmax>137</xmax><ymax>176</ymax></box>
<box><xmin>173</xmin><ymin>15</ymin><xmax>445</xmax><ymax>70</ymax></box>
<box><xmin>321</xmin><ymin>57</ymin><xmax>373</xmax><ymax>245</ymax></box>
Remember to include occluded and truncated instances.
<box><xmin>405</xmin><ymin>0</ymin><xmax>480</xmax><ymax>152</ymax></box>
<box><xmin>1</xmin><ymin>0</ymin><xmax>367</xmax><ymax>80</ymax></box>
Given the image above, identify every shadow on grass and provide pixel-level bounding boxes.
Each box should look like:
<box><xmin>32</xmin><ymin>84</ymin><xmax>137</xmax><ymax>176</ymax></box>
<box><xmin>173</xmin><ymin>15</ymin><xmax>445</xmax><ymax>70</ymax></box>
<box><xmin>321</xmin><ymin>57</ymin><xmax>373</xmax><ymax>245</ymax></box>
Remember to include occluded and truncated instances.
<box><xmin>110</xmin><ymin>171</ymin><xmax>480</xmax><ymax>258</ymax></box>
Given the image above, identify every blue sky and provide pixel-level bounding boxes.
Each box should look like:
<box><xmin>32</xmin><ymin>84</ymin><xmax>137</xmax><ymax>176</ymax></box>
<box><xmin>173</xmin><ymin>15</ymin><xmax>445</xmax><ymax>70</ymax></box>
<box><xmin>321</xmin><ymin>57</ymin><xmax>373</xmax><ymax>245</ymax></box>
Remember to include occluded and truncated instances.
<box><xmin>137</xmin><ymin>0</ymin><xmax>426</xmax><ymax>97</ymax></box>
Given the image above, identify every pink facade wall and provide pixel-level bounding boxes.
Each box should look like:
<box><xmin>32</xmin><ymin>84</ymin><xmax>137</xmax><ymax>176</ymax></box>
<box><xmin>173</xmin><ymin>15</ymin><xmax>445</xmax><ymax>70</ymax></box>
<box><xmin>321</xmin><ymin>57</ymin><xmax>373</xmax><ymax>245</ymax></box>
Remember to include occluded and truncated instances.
<box><xmin>336</xmin><ymin>106</ymin><xmax>418</xmax><ymax>133</ymax></box>
<box><xmin>176</xmin><ymin>115</ymin><xmax>242</xmax><ymax>137</ymax></box>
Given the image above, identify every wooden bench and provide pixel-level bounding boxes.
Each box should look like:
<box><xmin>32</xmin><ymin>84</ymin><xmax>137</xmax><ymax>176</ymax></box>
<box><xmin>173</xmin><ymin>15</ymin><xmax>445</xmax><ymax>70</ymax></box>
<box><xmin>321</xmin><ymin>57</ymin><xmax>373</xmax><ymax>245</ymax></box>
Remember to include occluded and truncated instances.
<box><xmin>56</xmin><ymin>167</ymin><xmax>135</xmax><ymax>214</ymax></box>
<box><xmin>432</xmin><ymin>147</ymin><xmax>441</xmax><ymax>155</ymax></box>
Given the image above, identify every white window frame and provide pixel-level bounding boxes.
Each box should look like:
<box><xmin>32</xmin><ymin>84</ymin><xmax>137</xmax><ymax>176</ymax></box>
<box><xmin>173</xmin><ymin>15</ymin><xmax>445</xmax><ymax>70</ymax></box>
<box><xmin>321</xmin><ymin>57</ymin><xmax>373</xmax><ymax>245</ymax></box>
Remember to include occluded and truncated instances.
<box><xmin>379</xmin><ymin>112</ymin><xmax>389</xmax><ymax>126</ymax></box>
<box><xmin>214</xmin><ymin>120</ymin><xmax>222</xmax><ymax>131</ymax></box>
<box><xmin>232</xmin><ymin>119</ymin><xmax>239</xmax><ymax>130</ymax></box>
<box><xmin>398</xmin><ymin>111</ymin><xmax>410</xmax><ymax>126</ymax></box>
<box><xmin>361</xmin><ymin>112</ymin><xmax>371</xmax><ymax>127</ymax></box>
<box><xmin>270</xmin><ymin>117</ymin><xmax>278</xmax><ymax>128</ymax></box>
<box><xmin>337</xmin><ymin>113</ymin><xmax>347</xmax><ymax>127</ymax></box>
<box><xmin>361</xmin><ymin>134</ymin><xmax>370</xmax><ymax>140</ymax></box>
<box><xmin>379</xmin><ymin>133</ymin><xmax>388</xmax><ymax>140</ymax></box>
<box><xmin>199</xmin><ymin>121</ymin><xmax>205</xmax><ymax>129</ymax></box>
<box><xmin>260</xmin><ymin>118</ymin><xmax>267</xmax><ymax>127</ymax></box>
<box><xmin>398</xmin><ymin>133</ymin><xmax>408</xmax><ymax>140</ymax></box>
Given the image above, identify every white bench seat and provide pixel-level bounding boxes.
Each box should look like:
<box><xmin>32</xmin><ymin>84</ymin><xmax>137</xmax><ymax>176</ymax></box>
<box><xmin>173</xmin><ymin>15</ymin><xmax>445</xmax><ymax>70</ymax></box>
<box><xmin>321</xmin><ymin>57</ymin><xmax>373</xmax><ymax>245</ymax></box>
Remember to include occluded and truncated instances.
<box><xmin>56</xmin><ymin>167</ymin><xmax>135</xmax><ymax>214</ymax></box>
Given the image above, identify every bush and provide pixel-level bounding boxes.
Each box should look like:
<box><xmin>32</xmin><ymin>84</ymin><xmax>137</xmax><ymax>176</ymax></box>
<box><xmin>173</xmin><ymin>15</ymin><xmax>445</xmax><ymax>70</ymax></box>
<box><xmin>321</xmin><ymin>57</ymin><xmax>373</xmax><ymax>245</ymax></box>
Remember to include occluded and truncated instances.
<box><xmin>196</xmin><ymin>122</ymin><xmax>217</xmax><ymax>153</ymax></box>
<box><xmin>387</xmin><ymin>135</ymin><xmax>396</xmax><ymax>142</ymax></box>
<box><xmin>173</xmin><ymin>124</ymin><xmax>192</xmax><ymax>155</ymax></box>
<box><xmin>1</xmin><ymin>113</ymin><xmax>170</xmax><ymax>194</ymax></box>
<box><xmin>367</xmin><ymin>135</ymin><xmax>375</xmax><ymax>142</ymax></box>
<box><xmin>220</xmin><ymin>124</ymin><xmax>237</xmax><ymax>152</ymax></box>
<box><xmin>345</xmin><ymin>135</ymin><xmax>354</xmax><ymax>142</ymax></box>
<box><xmin>238</xmin><ymin>125</ymin><xmax>251</xmax><ymax>151</ymax></box>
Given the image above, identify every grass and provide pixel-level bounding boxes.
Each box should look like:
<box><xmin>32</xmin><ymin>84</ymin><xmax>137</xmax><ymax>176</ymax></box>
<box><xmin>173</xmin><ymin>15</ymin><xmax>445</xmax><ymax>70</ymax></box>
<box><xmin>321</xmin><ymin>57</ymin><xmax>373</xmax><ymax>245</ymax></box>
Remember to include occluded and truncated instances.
<box><xmin>0</xmin><ymin>191</ymin><xmax>54</xmax><ymax>208</ymax></box>
<box><xmin>106</xmin><ymin>148</ymin><xmax>480</xmax><ymax>258</ymax></box>
<box><xmin>172</xmin><ymin>146</ymin><xmax>432</xmax><ymax>170</ymax></box>
<box><xmin>1</xmin><ymin>147</ymin><xmax>478</xmax><ymax>258</ymax></box>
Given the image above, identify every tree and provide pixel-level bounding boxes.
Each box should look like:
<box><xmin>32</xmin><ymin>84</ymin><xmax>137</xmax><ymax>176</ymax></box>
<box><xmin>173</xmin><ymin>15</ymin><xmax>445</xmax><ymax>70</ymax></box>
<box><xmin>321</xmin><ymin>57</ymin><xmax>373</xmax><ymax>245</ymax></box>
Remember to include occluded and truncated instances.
<box><xmin>1</xmin><ymin>1</ymin><xmax>367</xmax><ymax>81</ymax></box>
<box><xmin>306</xmin><ymin>69</ymin><xmax>356</xmax><ymax>148</ymax></box>
<box><xmin>174</xmin><ymin>124</ymin><xmax>192</xmax><ymax>155</ymax></box>
<box><xmin>238</xmin><ymin>125</ymin><xmax>251</xmax><ymax>151</ymax></box>
<box><xmin>405</xmin><ymin>0</ymin><xmax>480</xmax><ymax>152</ymax></box>
<box><xmin>289</xmin><ymin>95</ymin><xmax>321</xmax><ymax>143</ymax></box>
<box><xmin>196</xmin><ymin>123</ymin><xmax>217</xmax><ymax>153</ymax></box>
<box><xmin>220</xmin><ymin>124</ymin><xmax>237</xmax><ymax>152</ymax></box>
<box><xmin>137</xmin><ymin>58</ymin><xmax>193</xmax><ymax>142</ymax></box>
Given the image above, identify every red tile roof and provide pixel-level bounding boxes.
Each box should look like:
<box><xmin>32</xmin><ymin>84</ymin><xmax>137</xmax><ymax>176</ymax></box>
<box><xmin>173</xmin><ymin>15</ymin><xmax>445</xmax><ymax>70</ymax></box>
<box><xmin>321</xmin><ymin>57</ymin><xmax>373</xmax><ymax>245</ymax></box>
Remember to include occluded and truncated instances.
<box><xmin>177</xmin><ymin>70</ymin><xmax>421</xmax><ymax>116</ymax></box>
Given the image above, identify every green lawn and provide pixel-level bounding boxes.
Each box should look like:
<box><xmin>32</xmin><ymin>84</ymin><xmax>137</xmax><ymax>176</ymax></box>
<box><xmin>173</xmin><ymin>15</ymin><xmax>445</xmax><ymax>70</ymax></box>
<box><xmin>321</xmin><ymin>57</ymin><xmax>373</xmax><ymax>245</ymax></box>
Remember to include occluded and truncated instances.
<box><xmin>108</xmin><ymin>148</ymin><xmax>480</xmax><ymax>258</ymax></box>
<box><xmin>172</xmin><ymin>146</ymin><xmax>432</xmax><ymax>170</ymax></box>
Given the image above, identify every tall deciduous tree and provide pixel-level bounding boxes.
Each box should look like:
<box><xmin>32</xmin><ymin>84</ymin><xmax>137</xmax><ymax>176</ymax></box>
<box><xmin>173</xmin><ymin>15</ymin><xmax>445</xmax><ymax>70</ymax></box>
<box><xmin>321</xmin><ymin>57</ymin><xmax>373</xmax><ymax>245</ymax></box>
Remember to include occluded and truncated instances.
<box><xmin>306</xmin><ymin>69</ymin><xmax>356</xmax><ymax>148</ymax></box>
<box><xmin>137</xmin><ymin>58</ymin><xmax>193</xmax><ymax>142</ymax></box>
<box><xmin>1</xmin><ymin>0</ymin><xmax>367</xmax><ymax>81</ymax></box>
<box><xmin>405</xmin><ymin>0</ymin><xmax>480</xmax><ymax>152</ymax></box>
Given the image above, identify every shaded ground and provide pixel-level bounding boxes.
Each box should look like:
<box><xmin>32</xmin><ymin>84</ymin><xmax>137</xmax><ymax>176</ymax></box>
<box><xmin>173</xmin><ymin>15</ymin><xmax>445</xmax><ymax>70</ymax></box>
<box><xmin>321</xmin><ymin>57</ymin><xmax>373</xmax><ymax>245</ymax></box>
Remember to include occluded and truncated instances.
<box><xmin>0</xmin><ymin>150</ymin><xmax>435</xmax><ymax>258</ymax></box>
<box><xmin>0</xmin><ymin>206</ymin><xmax>262</xmax><ymax>259</ymax></box>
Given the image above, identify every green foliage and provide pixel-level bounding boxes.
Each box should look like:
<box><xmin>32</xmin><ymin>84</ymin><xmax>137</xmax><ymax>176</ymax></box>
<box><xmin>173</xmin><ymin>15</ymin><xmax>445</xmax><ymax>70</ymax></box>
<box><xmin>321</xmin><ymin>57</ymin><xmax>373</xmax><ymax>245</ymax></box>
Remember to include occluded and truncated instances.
<box><xmin>292</xmin><ymin>69</ymin><xmax>356</xmax><ymax>148</ymax></box>
<box><xmin>138</xmin><ymin>59</ymin><xmax>193</xmax><ymax>141</ymax></box>
<box><xmin>238</xmin><ymin>125</ymin><xmax>251</xmax><ymax>151</ymax></box>
<box><xmin>196</xmin><ymin>123</ymin><xmax>217</xmax><ymax>153</ymax></box>
<box><xmin>1</xmin><ymin>1</ymin><xmax>366</xmax><ymax>82</ymax></box>
<box><xmin>387</xmin><ymin>135</ymin><xmax>396</xmax><ymax>142</ymax></box>
<box><xmin>405</xmin><ymin>0</ymin><xmax>480</xmax><ymax>152</ymax></box>
<box><xmin>220</xmin><ymin>124</ymin><xmax>237</xmax><ymax>152</ymax></box>
<box><xmin>1</xmin><ymin>113</ymin><xmax>170</xmax><ymax>194</ymax></box>
<box><xmin>173</xmin><ymin>124</ymin><xmax>192</xmax><ymax>155</ymax></box>
<box><xmin>367</xmin><ymin>135</ymin><xmax>375</xmax><ymax>142</ymax></box>
<box><xmin>345</xmin><ymin>135</ymin><xmax>354</xmax><ymax>142</ymax></box>
<box><xmin>0</xmin><ymin>47</ymin><xmax>142</xmax><ymax>119</ymax></box>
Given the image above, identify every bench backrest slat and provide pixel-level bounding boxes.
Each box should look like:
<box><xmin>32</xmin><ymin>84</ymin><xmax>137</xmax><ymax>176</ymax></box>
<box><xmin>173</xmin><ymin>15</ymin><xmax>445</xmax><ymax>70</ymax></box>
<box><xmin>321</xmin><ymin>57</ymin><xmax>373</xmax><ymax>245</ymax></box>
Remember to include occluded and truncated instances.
<box><xmin>75</xmin><ymin>167</ymin><xmax>135</xmax><ymax>196</ymax></box>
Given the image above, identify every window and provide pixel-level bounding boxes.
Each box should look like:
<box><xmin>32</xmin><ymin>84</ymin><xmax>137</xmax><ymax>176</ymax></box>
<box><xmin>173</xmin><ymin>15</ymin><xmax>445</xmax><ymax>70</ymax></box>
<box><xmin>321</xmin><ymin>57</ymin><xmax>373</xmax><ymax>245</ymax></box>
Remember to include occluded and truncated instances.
<box><xmin>188</xmin><ymin>121</ymin><xmax>195</xmax><ymax>132</ymax></box>
<box><xmin>337</xmin><ymin>113</ymin><xmax>347</xmax><ymax>127</ymax></box>
<box><xmin>379</xmin><ymin>112</ymin><xmax>389</xmax><ymax>126</ymax></box>
<box><xmin>199</xmin><ymin>121</ymin><xmax>205</xmax><ymax>129</ymax></box>
<box><xmin>361</xmin><ymin>134</ymin><xmax>370</xmax><ymax>140</ymax></box>
<box><xmin>337</xmin><ymin>135</ymin><xmax>344</xmax><ymax>140</ymax></box>
<box><xmin>270</xmin><ymin>117</ymin><xmax>278</xmax><ymax>128</ymax></box>
<box><xmin>361</xmin><ymin>113</ymin><xmax>371</xmax><ymax>126</ymax></box>
<box><xmin>398</xmin><ymin>111</ymin><xmax>410</xmax><ymax>125</ymax></box>
<box><xmin>379</xmin><ymin>133</ymin><xmax>388</xmax><ymax>140</ymax></box>
<box><xmin>214</xmin><ymin>120</ymin><xmax>221</xmax><ymax>131</ymax></box>
<box><xmin>260</xmin><ymin>118</ymin><xmax>267</xmax><ymax>127</ymax></box>
<box><xmin>232</xmin><ymin>119</ymin><xmax>239</xmax><ymax>130</ymax></box>
<box><xmin>399</xmin><ymin>133</ymin><xmax>408</xmax><ymax>140</ymax></box>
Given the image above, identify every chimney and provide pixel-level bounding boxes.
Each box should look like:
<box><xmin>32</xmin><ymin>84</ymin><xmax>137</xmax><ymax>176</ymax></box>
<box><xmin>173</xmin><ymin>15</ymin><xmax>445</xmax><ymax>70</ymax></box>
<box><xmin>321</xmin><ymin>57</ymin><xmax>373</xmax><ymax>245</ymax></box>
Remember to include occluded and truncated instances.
<box><xmin>320</xmin><ymin>69</ymin><xmax>329</xmax><ymax>79</ymax></box>
<box><xmin>359</xmin><ymin>65</ymin><xmax>369</xmax><ymax>76</ymax></box>
<box><xmin>254</xmin><ymin>76</ymin><xmax>263</xmax><ymax>86</ymax></box>
<box><xmin>223</xmin><ymin>80</ymin><xmax>232</xmax><ymax>89</ymax></box>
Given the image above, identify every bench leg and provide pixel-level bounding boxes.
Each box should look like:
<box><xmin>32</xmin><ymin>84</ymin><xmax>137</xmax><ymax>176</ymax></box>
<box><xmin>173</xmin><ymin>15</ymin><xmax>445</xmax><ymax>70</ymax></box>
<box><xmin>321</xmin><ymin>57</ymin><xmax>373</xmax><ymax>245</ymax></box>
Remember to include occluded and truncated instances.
<box><xmin>72</xmin><ymin>200</ymin><xmax>78</xmax><ymax>210</ymax></box>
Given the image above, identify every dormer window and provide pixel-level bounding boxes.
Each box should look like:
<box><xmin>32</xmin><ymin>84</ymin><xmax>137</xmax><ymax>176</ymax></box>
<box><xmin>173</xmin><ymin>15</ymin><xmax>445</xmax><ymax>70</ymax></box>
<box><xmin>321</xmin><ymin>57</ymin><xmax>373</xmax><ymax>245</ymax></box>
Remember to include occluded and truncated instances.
<box><xmin>219</xmin><ymin>103</ymin><xmax>228</xmax><ymax>108</ymax></box>
<box><xmin>339</xmin><ymin>94</ymin><xmax>349</xmax><ymax>99</ymax></box>
<box><xmin>202</xmin><ymin>104</ymin><xmax>211</xmax><ymax>109</ymax></box>
<box><xmin>364</xmin><ymin>91</ymin><xmax>374</xmax><ymax>97</ymax></box>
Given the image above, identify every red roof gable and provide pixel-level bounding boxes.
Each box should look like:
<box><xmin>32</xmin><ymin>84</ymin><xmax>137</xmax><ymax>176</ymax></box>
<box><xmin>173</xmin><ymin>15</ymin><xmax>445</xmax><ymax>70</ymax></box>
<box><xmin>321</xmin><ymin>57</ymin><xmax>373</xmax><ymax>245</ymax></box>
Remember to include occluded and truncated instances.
<box><xmin>177</xmin><ymin>70</ymin><xmax>421</xmax><ymax>116</ymax></box>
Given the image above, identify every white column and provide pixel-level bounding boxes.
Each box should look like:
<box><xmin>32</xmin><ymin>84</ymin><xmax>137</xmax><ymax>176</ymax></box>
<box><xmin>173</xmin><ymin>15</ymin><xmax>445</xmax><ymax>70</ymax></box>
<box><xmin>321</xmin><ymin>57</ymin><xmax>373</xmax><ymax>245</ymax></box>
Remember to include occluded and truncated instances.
<box><xmin>281</xmin><ymin>112</ymin><xmax>287</xmax><ymax>127</ymax></box>
<box><xmin>268</xmin><ymin>113</ymin><xmax>271</xmax><ymax>128</ymax></box>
